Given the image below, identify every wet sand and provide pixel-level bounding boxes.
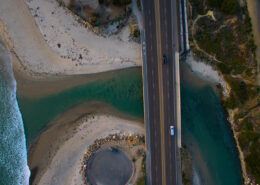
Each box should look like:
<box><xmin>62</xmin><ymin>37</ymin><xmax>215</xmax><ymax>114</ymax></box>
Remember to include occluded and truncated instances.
<box><xmin>14</xmin><ymin>53</ymin><xmax>140</xmax><ymax>99</ymax></box>
<box><xmin>13</xmin><ymin>53</ymin><xmax>143</xmax><ymax>184</ymax></box>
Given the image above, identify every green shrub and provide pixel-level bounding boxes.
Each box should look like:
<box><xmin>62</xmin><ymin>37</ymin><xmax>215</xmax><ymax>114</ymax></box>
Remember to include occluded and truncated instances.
<box><xmin>220</xmin><ymin>0</ymin><xmax>238</xmax><ymax>15</ymax></box>
<box><xmin>247</xmin><ymin>39</ymin><xmax>257</xmax><ymax>53</ymax></box>
<box><xmin>136</xmin><ymin>155</ymin><xmax>146</xmax><ymax>185</ymax></box>
<box><xmin>208</xmin><ymin>0</ymin><xmax>220</xmax><ymax>8</ymax></box>
<box><xmin>229</xmin><ymin>79</ymin><xmax>248</xmax><ymax>104</ymax></box>
<box><xmin>245</xmin><ymin>69</ymin><xmax>253</xmax><ymax>77</ymax></box>
<box><xmin>98</xmin><ymin>0</ymin><xmax>105</xmax><ymax>4</ymax></box>
<box><xmin>137</xmin><ymin>0</ymin><xmax>141</xmax><ymax>11</ymax></box>
<box><xmin>241</xmin><ymin>117</ymin><xmax>253</xmax><ymax>131</ymax></box>
<box><xmin>133</xmin><ymin>29</ymin><xmax>140</xmax><ymax>38</ymax></box>
<box><xmin>223</xmin><ymin>92</ymin><xmax>239</xmax><ymax>109</ymax></box>
<box><xmin>238</xmin><ymin>131</ymin><xmax>259</xmax><ymax>150</ymax></box>
<box><xmin>217</xmin><ymin>62</ymin><xmax>231</xmax><ymax>74</ymax></box>
<box><xmin>112</xmin><ymin>0</ymin><xmax>131</xmax><ymax>6</ymax></box>
<box><xmin>245</xmin><ymin>140</ymin><xmax>260</xmax><ymax>183</ymax></box>
<box><xmin>136</xmin><ymin>176</ymin><xmax>146</xmax><ymax>185</ymax></box>
<box><xmin>190</xmin><ymin>0</ymin><xmax>206</xmax><ymax>15</ymax></box>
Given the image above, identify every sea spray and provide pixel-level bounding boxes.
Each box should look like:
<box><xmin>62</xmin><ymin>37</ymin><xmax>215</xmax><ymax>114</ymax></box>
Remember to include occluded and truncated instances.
<box><xmin>0</xmin><ymin>39</ymin><xmax>30</xmax><ymax>184</ymax></box>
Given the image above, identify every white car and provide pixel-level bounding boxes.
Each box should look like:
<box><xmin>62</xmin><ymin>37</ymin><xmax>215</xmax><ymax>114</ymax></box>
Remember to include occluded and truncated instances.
<box><xmin>170</xmin><ymin>126</ymin><xmax>174</xmax><ymax>136</ymax></box>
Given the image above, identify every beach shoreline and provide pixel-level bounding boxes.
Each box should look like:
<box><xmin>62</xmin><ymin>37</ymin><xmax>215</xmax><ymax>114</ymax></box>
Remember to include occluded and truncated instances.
<box><xmin>183</xmin><ymin>52</ymin><xmax>248</xmax><ymax>184</ymax></box>
<box><xmin>0</xmin><ymin>0</ymin><xmax>249</xmax><ymax>184</ymax></box>
<box><xmin>0</xmin><ymin>0</ymin><xmax>141</xmax><ymax>82</ymax></box>
<box><xmin>28</xmin><ymin>101</ymin><xmax>144</xmax><ymax>185</ymax></box>
<box><xmin>247</xmin><ymin>0</ymin><xmax>260</xmax><ymax>85</ymax></box>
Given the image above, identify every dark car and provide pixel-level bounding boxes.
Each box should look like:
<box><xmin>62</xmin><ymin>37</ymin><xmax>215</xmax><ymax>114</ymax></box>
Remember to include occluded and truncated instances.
<box><xmin>162</xmin><ymin>55</ymin><xmax>167</xmax><ymax>64</ymax></box>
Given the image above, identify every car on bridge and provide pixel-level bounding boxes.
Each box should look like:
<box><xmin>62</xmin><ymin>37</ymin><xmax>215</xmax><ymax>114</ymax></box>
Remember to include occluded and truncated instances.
<box><xmin>170</xmin><ymin>125</ymin><xmax>174</xmax><ymax>136</ymax></box>
<box><xmin>162</xmin><ymin>55</ymin><xmax>168</xmax><ymax>64</ymax></box>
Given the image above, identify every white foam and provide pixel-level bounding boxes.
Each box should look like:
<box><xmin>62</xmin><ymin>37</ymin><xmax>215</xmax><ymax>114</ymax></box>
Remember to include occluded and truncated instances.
<box><xmin>0</xmin><ymin>38</ymin><xmax>30</xmax><ymax>185</ymax></box>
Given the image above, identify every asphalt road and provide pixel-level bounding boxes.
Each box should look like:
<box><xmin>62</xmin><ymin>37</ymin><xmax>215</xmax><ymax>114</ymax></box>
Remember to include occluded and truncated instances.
<box><xmin>141</xmin><ymin>0</ymin><xmax>180</xmax><ymax>184</ymax></box>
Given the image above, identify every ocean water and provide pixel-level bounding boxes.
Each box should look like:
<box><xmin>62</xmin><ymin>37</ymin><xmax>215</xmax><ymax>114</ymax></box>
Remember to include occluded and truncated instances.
<box><xmin>18</xmin><ymin>64</ymin><xmax>243</xmax><ymax>184</ymax></box>
<box><xmin>0</xmin><ymin>40</ymin><xmax>30</xmax><ymax>184</ymax></box>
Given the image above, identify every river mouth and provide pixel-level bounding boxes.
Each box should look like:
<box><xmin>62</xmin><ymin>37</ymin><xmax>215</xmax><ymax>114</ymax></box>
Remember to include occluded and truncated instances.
<box><xmin>86</xmin><ymin>148</ymin><xmax>134</xmax><ymax>185</ymax></box>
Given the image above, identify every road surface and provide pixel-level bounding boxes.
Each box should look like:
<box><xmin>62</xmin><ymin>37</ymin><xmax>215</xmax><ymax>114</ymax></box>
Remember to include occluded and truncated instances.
<box><xmin>141</xmin><ymin>0</ymin><xmax>181</xmax><ymax>184</ymax></box>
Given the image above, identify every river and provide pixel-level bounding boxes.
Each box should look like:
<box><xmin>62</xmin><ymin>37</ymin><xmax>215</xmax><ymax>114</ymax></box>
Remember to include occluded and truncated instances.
<box><xmin>17</xmin><ymin>59</ymin><xmax>242</xmax><ymax>184</ymax></box>
<box><xmin>0</xmin><ymin>35</ymin><xmax>242</xmax><ymax>184</ymax></box>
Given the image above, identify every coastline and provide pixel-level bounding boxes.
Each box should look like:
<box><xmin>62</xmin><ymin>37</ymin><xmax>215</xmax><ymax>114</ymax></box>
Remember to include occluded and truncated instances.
<box><xmin>0</xmin><ymin>37</ymin><xmax>30</xmax><ymax>185</ymax></box>
<box><xmin>247</xmin><ymin>0</ymin><xmax>260</xmax><ymax>85</ymax></box>
<box><xmin>184</xmin><ymin>52</ymin><xmax>247</xmax><ymax>183</ymax></box>
<box><xmin>185</xmin><ymin>0</ymin><xmax>260</xmax><ymax>181</ymax></box>
<box><xmin>28</xmin><ymin>101</ymin><xmax>143</xmax><ymax>185</ymax></box>
<box><xmin>0</xmin><ymin>0</ymin><xmax>140</xmax><ymax>79</ymax></box>
<box><xmin>15</xmin><ymin>61</ymin><xmax>140</xmax><ymax>99</ymax></box>
<box><xmin>0</xmin><ymin>0</ymin><xmax>250</xmax><ymax>184</ymax></box>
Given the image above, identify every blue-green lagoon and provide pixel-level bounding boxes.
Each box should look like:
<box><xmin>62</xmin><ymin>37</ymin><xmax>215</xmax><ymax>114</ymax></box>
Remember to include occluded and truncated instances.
<box><xmin>181</xmin><ymin>67</ymin><xmax>242</xmax><ymax>185</ymax></box>
<box><xmin>17</xmin><ymin>62</ymin><xmax>242</xmax><ymax>184</ymax></box>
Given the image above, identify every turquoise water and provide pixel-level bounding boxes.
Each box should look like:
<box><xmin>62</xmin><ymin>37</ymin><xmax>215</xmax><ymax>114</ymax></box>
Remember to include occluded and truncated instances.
<box><xmin>181</xmin><ymin>80</ymin><xmax>242</xmax><ymax>185</ymax></box>
<box><xmin>17</xmin><ymin>66</ymin><xmax>242</xmax><ymax>184</ymax></box>
<box><xmin>18</xmin><ymin>68</ymin><xmax>143</xmax><ymax>144</ymax></box>
<box><xmin>0</xmin><ymin>40</ymin><xmax>30</xmax><ymax>185</ymax></box>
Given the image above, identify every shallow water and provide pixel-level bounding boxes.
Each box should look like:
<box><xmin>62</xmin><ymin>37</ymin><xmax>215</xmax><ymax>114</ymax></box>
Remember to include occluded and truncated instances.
<box><xmin>18</xmin><ymin>68</ymin><xmax>143</xmax><ymax>144</ymax></box>
<box><xmin>18</xmin><ymin>63</ymin><xmax>242</xmax><ymax>184</ymax></box>
<box><xmin>181</xmin><ymin>78</ymin><xmax>242</xmax><ymax>185</ymax></box>
<box><xmin>0</xmin><ymin>40</ymin><xmax>30</xmax><ymax>185</ymax></box>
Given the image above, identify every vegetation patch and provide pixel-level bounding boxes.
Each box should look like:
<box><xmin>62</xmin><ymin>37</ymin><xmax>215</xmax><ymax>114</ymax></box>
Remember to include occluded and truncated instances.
<box><xmin>188</xmin><ymin>0</ymin><xmax>260</xmax><ymax>183</ymax></box>
<box><xmin>136</xmin><ymin>154</ymin><xmax>146</xmax><ymax>185</ymax></box>
<box><xmin>62</xmin><ymin>0</ymin><xmax>132</xmax><ymax>35</ymax></box>
<box><xmin>181</xmin><ymin>146</ymin><xmax>193</xmax><ymax>185</ymax></box>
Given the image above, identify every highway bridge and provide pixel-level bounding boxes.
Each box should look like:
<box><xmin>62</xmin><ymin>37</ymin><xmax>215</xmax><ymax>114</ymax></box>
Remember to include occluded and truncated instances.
<box><xmin>141</xmin><ymin>0</ymin><xmax>187</xmax><ymax>184</ymax></box>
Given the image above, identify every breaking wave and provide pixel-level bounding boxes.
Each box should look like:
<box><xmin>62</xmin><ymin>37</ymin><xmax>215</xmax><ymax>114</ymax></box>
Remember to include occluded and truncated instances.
<box><xmin>0</xmin><ymin>39</ymin><xmax>30</xmax><ymax>185</ymax></box>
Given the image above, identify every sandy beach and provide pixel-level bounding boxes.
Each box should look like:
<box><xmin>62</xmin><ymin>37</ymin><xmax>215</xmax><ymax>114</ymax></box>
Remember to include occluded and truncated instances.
<box><xmin>0</xmin><ymin>0</ymin><xmax>248</xmax><ymax>184</ymax></box>
<box><xmin>0</xmin><ymin>0</ymin><xmax>141</xmax><ymax>79</ymax></box>
<box><xmin>28</xmin><ymin>101</ymin><xmax>144</xmax><ymax>185</ymax></box>
<box><xmin>183</xmin><ymin>53</ymin><xmax>230</xmax><ymax>97</ymax></box>
<box><xmin>16</xmin><ymin>65</ymin><xmax>140</xmax><ymax>98</ymax></box>
<box><xmin>247</xmin><ymin>0</ymin><xmax>260</xmax><ymax>84</ymax></box>
<box><xmin>0</xmin><ymin>0</ymin><xmax>142</xmax><ymax>99</ymax></box>
<box><xmin>0</xmin><ymin>1</ymin><xmax>145</xmax><ymax>184</ymax></box>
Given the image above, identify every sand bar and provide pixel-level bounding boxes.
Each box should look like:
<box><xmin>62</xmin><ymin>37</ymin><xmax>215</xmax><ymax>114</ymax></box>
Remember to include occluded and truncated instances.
<box><xmin>0</xmin><ymin>0</ymin><xmax>140</xmax><ymax>78</ymax></box>
<box><xmin>28</xmin><ymin>101</ymin><xmax>144</xmax><ymax>185</ymax></box>
<box><xmin>247</xmin><ymin>0</ymin><xmax>260</xmax><ymax>84</ymax></box>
